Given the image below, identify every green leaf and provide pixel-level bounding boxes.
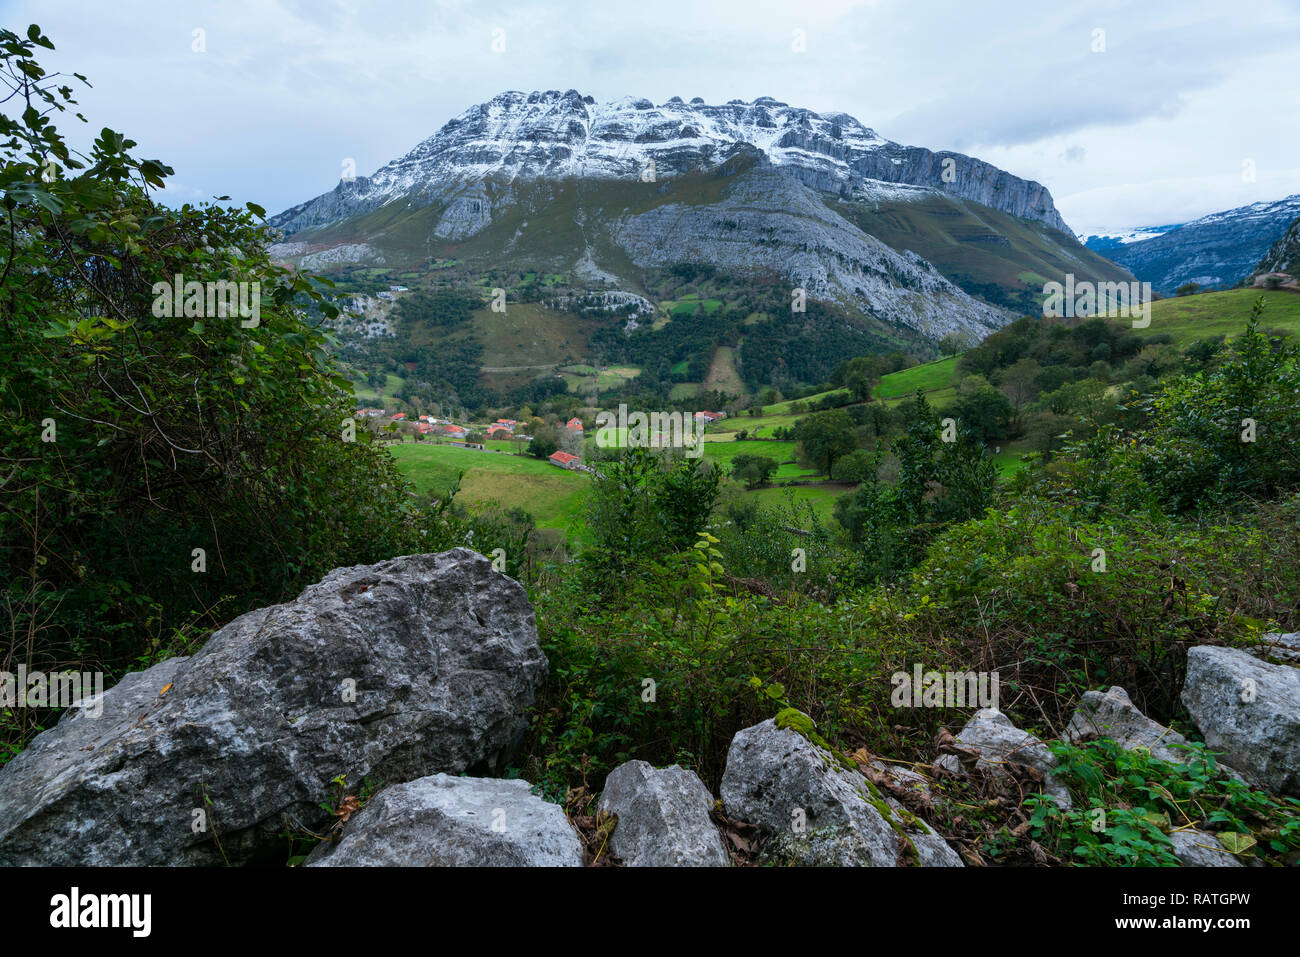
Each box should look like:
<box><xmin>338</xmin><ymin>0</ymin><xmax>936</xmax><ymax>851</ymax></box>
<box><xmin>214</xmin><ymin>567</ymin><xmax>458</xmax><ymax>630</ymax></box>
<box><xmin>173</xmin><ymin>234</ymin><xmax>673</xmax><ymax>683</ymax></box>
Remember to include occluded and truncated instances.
<box><xmin>1218</xmin><ymin>832</ymin><xmax>1255</xmax><ymax>855</ymax></box>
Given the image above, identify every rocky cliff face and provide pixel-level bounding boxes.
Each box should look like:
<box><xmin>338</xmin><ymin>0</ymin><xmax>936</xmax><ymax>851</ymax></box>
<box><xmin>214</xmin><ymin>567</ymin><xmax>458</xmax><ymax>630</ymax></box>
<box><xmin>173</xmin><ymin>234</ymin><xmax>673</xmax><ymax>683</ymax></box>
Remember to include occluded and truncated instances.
<box><xmin>1097</xmin><ymin>194</ymin><xmax>1300</xmax><ymax>294</ymax></box>
<box><xmin>1255</xmin><ymin>214</ymin><xmax>1300</xmax><ymax>276</ymax></box>
<box><xmin>608</xmin><ymin>162</ymin><xmax>1008</xmax><ymax>339</ymax></box>
<box><xmin>270</xmin><ymin>90</ymin><xmax>1071</xmax><ymax>237</ymax></box>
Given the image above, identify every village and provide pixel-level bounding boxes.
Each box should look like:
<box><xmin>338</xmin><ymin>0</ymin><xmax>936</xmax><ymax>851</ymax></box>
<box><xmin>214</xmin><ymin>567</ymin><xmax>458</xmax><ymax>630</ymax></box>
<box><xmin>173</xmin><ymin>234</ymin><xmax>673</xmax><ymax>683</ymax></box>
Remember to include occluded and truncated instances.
<box><xmin>354</xmin><ymin>405</ymin><xmax>728</xmax><ymax>474</ymax></box>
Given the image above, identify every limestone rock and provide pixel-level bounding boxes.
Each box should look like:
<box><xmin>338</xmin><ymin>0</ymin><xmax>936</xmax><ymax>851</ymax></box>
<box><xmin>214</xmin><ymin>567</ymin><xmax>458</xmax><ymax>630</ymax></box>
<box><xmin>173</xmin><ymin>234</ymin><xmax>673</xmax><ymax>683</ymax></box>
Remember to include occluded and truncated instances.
<box><xmin>596</xmin><ymin>761</ymin><xmax>729</xmax><ymax>867</ymax></box>
<box><xmin>721</xmin><ymin>718</ymin><xmax>960</xmax><ymax>866</ymax></box>
<box><xmin>1167</xmin><ymin>828</ymin><xmax>1244</xmax><ymax>867</ymax></box>
<box><xmin>306</xmin><ymin>774</ymin><xmax>582</xmax><ymax>867</ymax></box>
<box><xmin>1247</xmin><ymin>632</ymin><xmax>1300</xmax><ymax>666</ymax></box>
<box><xmin>0</xmin><ymin>549</ymin><xmax>548</xmax><ymax>866</ymax></box>
<box><xmin>1182</xmin><ymin>645</ymin><xmax>1300</xmax><ymax>796</ymax></box>
<box><xmin>1064</xmin><ymin>686</ymin><xmax>1190</xmax><ymax>763</ymax></box>
<box><xmin>934</xmin><ymin>708</ymin><xmax>1072</xmax><ymax>809</ymax></box>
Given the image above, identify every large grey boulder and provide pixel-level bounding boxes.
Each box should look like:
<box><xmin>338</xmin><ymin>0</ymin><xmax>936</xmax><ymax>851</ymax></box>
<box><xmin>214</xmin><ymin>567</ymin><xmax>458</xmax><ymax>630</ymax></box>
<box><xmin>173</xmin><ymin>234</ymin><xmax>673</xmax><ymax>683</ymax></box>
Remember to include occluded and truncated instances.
<box><xmin>1064</xmin><ymin>686</ymin><xmax>1191</xmax><ymax>763</ymax></box>
<box><xmin>721</xmin><ymin>718</ymin><xmax>959</xmax><ymax>866</ymax></box>
<box><xmin>0</xmin><ymin>549</ymin><xmax>548</xmax><ymax>866</ymax></box>
<box><xmin>934</xmin><ymin>708</ymin><xmax>1072</xmax><ymax>809</ymax></box>
<box><xmin>1167</xmin><ymin>829</ymin><xmax>1244</xmax><ymax>868</ymax></box>
<box><xmin>306</xmin><ymin>774</ymin><xmax>582</xmax><ymax>867</ymax></box>
<box><xmin>597</xmin><ymin>761</ymin><xmax>729</xmax><ymax>866</ymax></box>
<box><xmin>1182</xmin><ymin>645</ymin><xmax>1300</xmax><ymax>796</ymax></box>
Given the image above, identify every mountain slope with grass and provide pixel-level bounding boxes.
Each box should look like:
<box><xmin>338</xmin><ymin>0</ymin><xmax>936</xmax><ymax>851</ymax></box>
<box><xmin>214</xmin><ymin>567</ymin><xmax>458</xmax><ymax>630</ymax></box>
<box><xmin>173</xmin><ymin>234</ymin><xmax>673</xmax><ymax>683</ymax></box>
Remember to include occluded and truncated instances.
<box><xmin>269</xmin><ymin>91</ymin><xmax>1128</xmax><ymax>345</ymax></box>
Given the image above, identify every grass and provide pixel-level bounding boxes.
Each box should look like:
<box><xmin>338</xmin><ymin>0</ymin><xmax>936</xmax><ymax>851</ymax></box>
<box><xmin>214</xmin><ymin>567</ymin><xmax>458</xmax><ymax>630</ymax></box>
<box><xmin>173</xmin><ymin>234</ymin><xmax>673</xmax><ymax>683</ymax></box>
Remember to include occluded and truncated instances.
<box><xmin>703</xmin><ymin>437</ymin><xmax>820</xmax><ymax>481</ymax></box>
<box><xmin>742</xmin><ymin>482</ymin><xmax>849</xmax><ymax>521</ymax></box>
<box><xmin>710</xmin><ymin>409</ymin><xmax>804</xmax><ymax>438</ymax></box>
<box><xmin>873</xmin><ymin>356</ymin><xmax>959</xmax><ymax>401</ymax></box>
<box><xmin>561</xmin><ymin>364</ymin><xmax>642</xmax><ymax>394</ymax></box>
<box><xmin>1140</xmin><ymin>289</ymin><xmax>1300</xmax><ymax>345</ymax></box>
<box><xmin>350</xmin><ymin>372</ymin><xmax>406</xmax><ymax>405</ymax></box>
<box><xmin>704</xmin><ymin>345</ymin><xmax>746</xmax><ymax>396</ymax></box>
<box><xmin>388</xmin><ymin>442</ymin><xmax>590</xmax><ymax>535</ymax></box>
<box><xmin>991</xmin><ymin>445</ymin><xmax>1031</xmax><ymax>478</ymax></box>
<box><xmin>760</xmin><ymin>388</ymin><xmax>853</xmax><ymax>414</ymax></box>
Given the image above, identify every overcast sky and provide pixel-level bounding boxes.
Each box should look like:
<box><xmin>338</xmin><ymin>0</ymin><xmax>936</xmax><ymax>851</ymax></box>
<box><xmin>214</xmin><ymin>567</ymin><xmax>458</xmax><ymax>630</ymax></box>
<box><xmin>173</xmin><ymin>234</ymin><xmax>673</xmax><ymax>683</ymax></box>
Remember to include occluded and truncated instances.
<box><xmin>7</xmin><ymin>0</ymin><xmax>1299</xmax><ymax>235</ymax></box>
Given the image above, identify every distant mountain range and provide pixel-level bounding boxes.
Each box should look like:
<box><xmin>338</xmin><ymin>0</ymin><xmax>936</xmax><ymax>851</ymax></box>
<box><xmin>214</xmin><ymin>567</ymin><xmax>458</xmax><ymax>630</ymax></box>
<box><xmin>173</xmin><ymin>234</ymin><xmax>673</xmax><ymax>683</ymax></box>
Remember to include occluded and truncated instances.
<box><xmin>270</xmin><ymin>90</ymin><xmax>1130</xmax><ymax>342</ymax></box>
<box><xmin>1084</xmin><ymin>195</ymin><xmax>1300</xmax><ymax>294</ymax></box>
<box><xmin>1078</xmin><ymin>226</ymin><xmax>1184</xmax><ymax>250</ymax></box>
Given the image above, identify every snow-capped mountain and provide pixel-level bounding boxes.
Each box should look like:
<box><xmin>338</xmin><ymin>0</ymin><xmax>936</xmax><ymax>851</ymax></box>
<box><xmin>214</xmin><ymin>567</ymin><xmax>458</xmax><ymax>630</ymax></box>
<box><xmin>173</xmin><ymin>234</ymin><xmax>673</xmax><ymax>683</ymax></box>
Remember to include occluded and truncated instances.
<box><xmin>1080</xmin><ymin>225</ymin><xmax>1183</xmax><ymax>251</ymax></box>
<box><xmin>269</xmin><ymin>91</ymin><xmax>1128</xmax><ymax>341</ymax></box>
<box><xmin>272</xmin><ymin>90</ymin><xmax>1071</xmax><ymax>237</ymax></box>
<box><xmin>1094</xmin><ymin>194</ymin><xmax>1300</xmax><ymax>293</ymax></box>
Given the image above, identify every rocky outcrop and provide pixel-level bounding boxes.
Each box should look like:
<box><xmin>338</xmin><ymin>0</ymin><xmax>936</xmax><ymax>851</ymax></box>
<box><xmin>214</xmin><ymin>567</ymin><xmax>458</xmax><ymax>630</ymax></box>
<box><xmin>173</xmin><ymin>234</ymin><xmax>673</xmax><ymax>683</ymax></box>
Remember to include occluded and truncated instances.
<box><xmin>934</xmin><ymin>708</ymin><xmax>1072</xmax><ymax>809</ymax></box>
<box><xmin>866</xmin><ymin>761</ymin><xmax>963</xmax><ymax>867</ymax></box>
<box><xmin>306</xmin><ymin>774</ymin><xmax>582</xmax><ymax>867</ymax></box>
<box><xmin>597</xmin><ymin>761</ymin><xmax>729</xmax><ymax>867</ymax></box>
<box><xmin>721</xmin><ymin>718</ymin><xmax>960</xmax><ymax>866</ymax></box>
<box><xmin>1064</xmin><ymin>686</ymin><xmax>1191</xmax><ymax>763</ymax></box>
<box><xmin>846</xmin><ymin>142</ymin><xmax>1069</xmax><ymax>232</ymax></box>
<box><xmin>611</xmin><ymin>164</ymin><xmax>1008</xmax><ymax>340</ymax></box>
<box><xmin>1254</xmin><ymin>215</ymin><xmax>1300</xmax><ymax>276</ymax></box>
<box><xmin>1181</xmin><ymin>645</ymin><xmax>1300</xmax><ymax>797</ymax></box>
<box><xmin>0</xmin><ymin>549</ymin><xmax>548</xmax><ymax>866</ymax></box>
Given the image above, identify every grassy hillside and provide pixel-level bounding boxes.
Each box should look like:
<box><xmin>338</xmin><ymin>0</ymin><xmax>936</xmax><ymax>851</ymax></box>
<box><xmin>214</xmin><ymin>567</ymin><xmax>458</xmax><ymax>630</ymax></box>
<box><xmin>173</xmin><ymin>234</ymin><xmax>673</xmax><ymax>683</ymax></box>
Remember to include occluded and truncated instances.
<box><xmin>832</xmin><ymin>193</ymin><xmax>1136</xmax><ymax>314</ymax></box>
<box><xmin>1140</xmin><ymin>288</ymin><xmax>1300</xmax><ymax>344</ymax></box>
<box><xmin>873</xmin><ymin>356</ymin><xmax>959</xmax><ymax>401</ymax></box>
<box><xmin>388</xmin><ymin>443</ymin><xmax>590</xmax><ymax>535</ymax></box>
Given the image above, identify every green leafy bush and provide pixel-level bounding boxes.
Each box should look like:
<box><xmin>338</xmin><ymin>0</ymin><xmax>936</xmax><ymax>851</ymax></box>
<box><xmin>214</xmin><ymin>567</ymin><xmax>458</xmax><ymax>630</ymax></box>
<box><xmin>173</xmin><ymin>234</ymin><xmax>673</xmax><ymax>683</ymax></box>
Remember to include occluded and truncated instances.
<box><xmin>1027</xmin><ymin>739</ymin><xmax>1300</xmax><ymax>866</ymax></box>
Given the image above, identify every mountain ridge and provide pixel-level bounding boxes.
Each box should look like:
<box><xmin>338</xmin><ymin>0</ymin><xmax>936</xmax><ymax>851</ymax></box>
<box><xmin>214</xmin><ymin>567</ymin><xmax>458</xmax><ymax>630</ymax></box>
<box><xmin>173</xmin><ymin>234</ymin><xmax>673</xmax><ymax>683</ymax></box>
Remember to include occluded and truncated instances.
<box><xmin>270</xmin><ymin>90</ymin><xmax>1072</xmax><ymax>237</ymax></box>
<box><xmin>1091</xmin><ymin>194</ymin><xmax>1300</xmax><ymax>294</ymax></box>
<box><xmin>268</xmin><ymin>90</ymin><xmax>1130</xmax><ymax>344</ymax></box>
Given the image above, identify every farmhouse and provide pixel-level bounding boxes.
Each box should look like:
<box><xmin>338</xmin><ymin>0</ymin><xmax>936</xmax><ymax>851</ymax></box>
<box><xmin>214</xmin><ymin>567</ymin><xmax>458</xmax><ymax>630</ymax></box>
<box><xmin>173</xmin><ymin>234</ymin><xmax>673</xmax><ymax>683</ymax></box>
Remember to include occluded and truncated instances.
<box><xmin>549</xmin><ymin>451</ymin><xmax>582</xmax><ymax>470</ymax></box>
<box><xmin>564</xmin><ymin>417</ymin><xmax>584</xmax><ymax>432</ymax></box>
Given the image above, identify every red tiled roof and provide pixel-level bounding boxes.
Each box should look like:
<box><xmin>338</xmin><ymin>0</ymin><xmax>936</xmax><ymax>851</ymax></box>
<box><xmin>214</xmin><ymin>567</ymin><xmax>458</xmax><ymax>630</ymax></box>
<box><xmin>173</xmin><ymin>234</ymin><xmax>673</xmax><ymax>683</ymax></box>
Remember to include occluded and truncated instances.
<box><xmin>549</xmin><ymin>451</ymin><xmax>580</xmax><ymax>465</ymax></box>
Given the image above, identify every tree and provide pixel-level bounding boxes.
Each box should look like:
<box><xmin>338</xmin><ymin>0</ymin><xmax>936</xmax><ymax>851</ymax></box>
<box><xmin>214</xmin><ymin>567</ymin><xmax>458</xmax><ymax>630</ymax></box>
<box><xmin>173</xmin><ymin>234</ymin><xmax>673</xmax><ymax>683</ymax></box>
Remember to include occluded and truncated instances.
<box><xmin>830</xmin><ymin>449</ymin><xmax>876</xmax><ymax>483</ymax></box>
<box><xmin>998</xmin><ymin>357</ymin><xmax>1043</xmax><ymax>432</ymax></box>
<box><xmin>584</xmin><ymin>448</ymin><xmax>720</xmax><ymax>578</ymax></box>
<box><xmin>0</xmin><ymin>26</ymin><xmax>427</xmax><ymax>699</ymax></box>
<box><xmin>834</xmin><ymin>395</ymin><xmax>995</xmax><ymax>582</ymax></box>
<box><xmin>527</xmin><ymin>425</ymin><xmax>559</xmax><ymax>459</ymax></box>
<box><xmin>730</xmin><ymin>454</ymin><xmax>778</xmax><ymax>489</ymax></box>
<box><xmin>938</xmin><ymin>332</ymin><xmax>967</xmax><ymax>356</ymax></box>
<box><xmin>831</xmin><ymin>355</ymin><xmax>880</xmax><ymax>402</ymax></box>
<box><xmin>951</xmin><ymin>385</ymin><xmax>1014</xmax><ymax>442</ymax></box>
<box><xmin>795</xmin><ymin>408</ymin><xmax>858</xmax><ymax>475</ymax></box>
<box><xmin>1139</xmin><ymin>299</ymin><xmax>1300</xmax><ymax>511</ymax></box>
